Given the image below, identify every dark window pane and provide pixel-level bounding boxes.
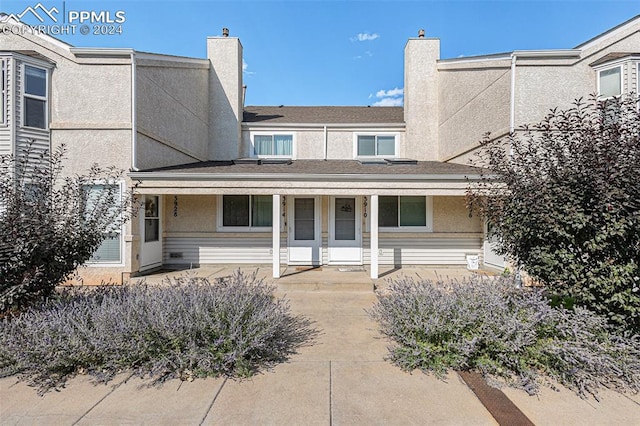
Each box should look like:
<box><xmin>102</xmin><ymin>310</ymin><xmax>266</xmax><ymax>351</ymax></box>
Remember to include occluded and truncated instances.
<box><xmin>25</xmin><ymin>66</ymin><xmax>46</xmax><ymax>97</ymax></box>
<box><xmin>400</xmin><ymin>196</ymin><xmax>426</xmax><ymax>226</ymax></box>
<box><xmin>379</xmin><ymin>196</ymin><xmax>398</xmax><ymax>227</ymax></box>
<box><xmin>335</xmin><ymin>198</ymin><xmax>356</xmax><ymax>240</ymax></box>
<box><xmin>294</xmin><ymin>198</ymin><xmax>314</xmax><ymax>240</ymax></box>
<box><xmin>145</xmin><ymin>219</ymin><xmax>159</xmax><ymax>242</ymax></box>
<box><xmin>24</xmin><ymin>97</ymin><xmax>46</xmax><ymax>128</ymax></box>
<box><xmin>223</xmin><ymin>195</ymin><xmax>249</xmax><ymax>226</ymax></box>
<box><xmin>357</xmin><ymin>135</ymin><xmax>376</xmax><ymax>156</ymax></box>
<box><xmin>251</xmin><ymin>195</ymin><xmax>273</xmax><ymax>227</ymax></box>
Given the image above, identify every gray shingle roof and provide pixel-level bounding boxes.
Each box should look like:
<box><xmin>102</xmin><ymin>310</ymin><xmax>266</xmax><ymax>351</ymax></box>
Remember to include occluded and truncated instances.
<box><xmin>142</xmin><ymin>159</ymin><xmax>481</xmax><ymax>176</ymax></box>
<box><xmin>243</xmin><ymin>106</ymin><xmax>404</xmax><ymax>124</ymax></box>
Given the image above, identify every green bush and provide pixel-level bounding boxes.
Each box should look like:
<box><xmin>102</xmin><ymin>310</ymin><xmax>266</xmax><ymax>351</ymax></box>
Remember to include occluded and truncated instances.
<box><xmin>369</xmin><ymin>275</ymin><xmax>640</xmax><ymax>399</ymax></box>
<box><xmin>0</xmin><ymin>143</ymin><xmax>137</xmax><ymax>314</ymax></box>
<box><xmin>467</xmin><ymin>96</ymin><xmax>640</xmax><ymax>332</ymax></box>
<box><xmin>0</xmin><ymin>270</ymin><xmax>317</xmax><ymax>395</ymax></box>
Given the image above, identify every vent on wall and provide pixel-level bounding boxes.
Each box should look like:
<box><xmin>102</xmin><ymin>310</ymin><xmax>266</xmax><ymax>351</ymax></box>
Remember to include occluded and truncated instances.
<box><xmin>169</xmin><ymin>252</ymin><xmax>183</xmax><ymax>259</ymax></box>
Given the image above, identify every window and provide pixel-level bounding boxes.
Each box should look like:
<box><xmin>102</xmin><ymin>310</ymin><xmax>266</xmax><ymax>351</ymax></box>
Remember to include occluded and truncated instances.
<box><xmin>23</xmin><ymin>65</ymin><xmax>47</xmax><ymax>129</ymax></box>
<box><xmin>1</xmin><ymin>59</ymin><xmax>6</xmax><ymax>124</ymax></box>
<box><xmin>356</xmin><ymin>134</ymin><xmax>396</xmax><ymax>157</ymax></box>
<box><xmin>598</xmin><ymin>66</ymin><xmax>622</xmax><ymax>98</ymax></box>
<box><xmin>378</xmin><ymin>196</ymin><xmax>432</xmax><ymax>230</ymax></box>
<box><xmin>85</xmin><ymin>184</ymin><xmax>122</xmax><ymax>264</ymax></box>
<box><xmin>253</xmin><ymin>134</ymin><xmax>293</xmax><ymax>157</ymax></box>
<box><xmin>144</xmin><ymin>196</ymin><xmax>159</xmax><ymax>242</ymax></box>
<box><xmin>220</xmin><ymin>195</ymin><xmax>272</xmax><ymax>230</ymax></box>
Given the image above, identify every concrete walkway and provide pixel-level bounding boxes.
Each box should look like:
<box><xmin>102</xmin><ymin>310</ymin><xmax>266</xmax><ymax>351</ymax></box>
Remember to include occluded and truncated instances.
<box><xmin>2</xmin><ymin>267</ymin><xmax>639</xmax><ymax>425</ymax></box>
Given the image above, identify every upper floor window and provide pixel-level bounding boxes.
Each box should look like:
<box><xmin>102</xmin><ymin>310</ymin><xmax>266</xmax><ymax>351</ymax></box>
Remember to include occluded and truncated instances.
<box><xmin>378</xmin><ymin>196</ymin><xmax>432</xmax><ymax>231</ymax></box>
<box><xmin>23</xmin><ymin>65</ymin><xmax>47</xmax><ymax>129</ymax></box>
<box><xmin>253</xmin><ymin>134</ymin><xmax>293</xmax><ymax>157</ymax></box>
<box><xmin>356</xmin><ymin>134</ymin><xmax>396</xmax><ymax>157</ymax></box>
<box><xmin>598</xmin><ymin>65</ymin><xmax>622</xmax><ymax>98</ymax></box>
<box><xmin>218</xmin><ymin>195</ymin><xmax>272</xmax><ymax>231</ymax></box>
<box><xmin>1</xmin><ymin>58</ymin><xmax>7</xmax><ymax>124</ymax></box>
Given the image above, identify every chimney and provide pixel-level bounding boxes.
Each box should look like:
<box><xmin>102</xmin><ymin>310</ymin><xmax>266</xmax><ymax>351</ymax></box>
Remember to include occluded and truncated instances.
<box><xmin>418</xmin><ymin>29</ymin><xmax>425</xmax><ymax>38</ymax></box>
<box><xmin>222</xmin><ymin>27</ymin><xmax>229</xmax><ymax>37</ymax></box>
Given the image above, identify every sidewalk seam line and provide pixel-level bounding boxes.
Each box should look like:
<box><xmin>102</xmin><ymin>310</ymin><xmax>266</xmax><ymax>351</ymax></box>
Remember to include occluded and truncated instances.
<box><xmin>71</xmin><ymin>372</ymin><xmax>134</xmax><ymax>425</ymax></box>
<box><xmin>329</xmin><ymin>361</ymin><xmax>333</xmax><ymax>426</ymax></box>
<box><xmin>199</xmin><ymin>377</ymin><xmax>228</xmax><ymax>425</ymax></box>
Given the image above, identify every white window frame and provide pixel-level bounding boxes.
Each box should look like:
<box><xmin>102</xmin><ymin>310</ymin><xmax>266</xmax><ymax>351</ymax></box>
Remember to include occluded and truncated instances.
<box><xmin>22</xmin><ymin>63</ymin><xmax>49</xmax><ymax>130</ymax></box>
<box><xmin>250</xmin><ymin>132</ymin><xmax>295</xmax><ymax>159</ymax></box>
<box><xmin>86</xmin><ymin>181</ymin><xmax>125</xmax><ymax>267</ymax></box>
<box><xmin>375</xmin><ymin>195</ymin><xmax>433</xmax><ymax>233</ymax></box>
<box><xmin>353</xmin><ymin>132</ymin><xmax>399</xmax><ymax>158</ymax></box>
<box><xmin>216</xmin><ymin>194</ymin><xmax>273</xmax><ymax>232</ymax></box>
<box><xmin>596</xmin><ymin>64</ymin><xmax>623</xmax><ymax>99</ymax></box>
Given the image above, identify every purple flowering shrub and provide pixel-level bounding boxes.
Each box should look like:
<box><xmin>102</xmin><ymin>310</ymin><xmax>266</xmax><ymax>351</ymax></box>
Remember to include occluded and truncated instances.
<box><xmin>369</xmin><ymin>275</ymin><xmax>640</xmax><ymax>399</ymax></box>
<box><xmin>0</xmin><ymin>270</ymin><xmax>316</xmax><ymax>395</ymax></box>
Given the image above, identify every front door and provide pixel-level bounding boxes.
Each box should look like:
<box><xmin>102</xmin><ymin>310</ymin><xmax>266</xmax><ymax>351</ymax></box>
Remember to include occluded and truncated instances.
<box><xmin>288</xmin><ymin>196</ymin><xmax>321</xmax><ymax>265</ymax></box>
<box><xmin>328</xmin><ymin>196</ymin><xmax>362</xmax><ymax>264</ymax></box>
<box><xmin>140</xmin><ymin>195</ymin><xmax>163</xmax><ymax>271</ymax></box>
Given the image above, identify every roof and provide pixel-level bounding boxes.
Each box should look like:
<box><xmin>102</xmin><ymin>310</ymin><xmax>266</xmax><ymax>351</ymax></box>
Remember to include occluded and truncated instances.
<box><xmin>243</xmin><ymin>106</ymin><xmax>404</xmax><ymax>124</ymax></box>
<box><xmin>138</xmin><ymin>159</ymin><xmax>481</xmax><ymax>176</ymax></box>
<box><xmin>590</xmin><ymin>52</ymin><xmax>639</xmax><ymax>67</ymax></box>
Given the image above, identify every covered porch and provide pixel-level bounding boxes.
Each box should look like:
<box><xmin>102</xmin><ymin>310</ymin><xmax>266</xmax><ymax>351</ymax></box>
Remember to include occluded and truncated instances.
<box><xmin>129</xmin><ymin>160</ymin><xmax>491</xmax><ymax>279</ymax></box>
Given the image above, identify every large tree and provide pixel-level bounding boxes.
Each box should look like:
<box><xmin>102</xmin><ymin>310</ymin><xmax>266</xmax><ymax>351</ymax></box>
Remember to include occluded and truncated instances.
<box><xmin>467</xmin><ymin>96</ymin><xmax>640</xmax><ymax>331</ymax></box>
<box><xmin>0</xmin><ymin>144</ymin><xmax>138</xmax><ymax>314</ymax></box>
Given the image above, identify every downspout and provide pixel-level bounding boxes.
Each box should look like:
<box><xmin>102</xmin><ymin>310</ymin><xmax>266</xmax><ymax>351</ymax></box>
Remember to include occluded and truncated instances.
<box><xmin>130</xmin><ymin>51</ymin><xmax>139</xmax><ymax>171</ymax></box>
<box><xmin>323</xmin><ymin>125</ymin><xmax>328</xmax><ymax>160</ymax></box>
<box><xmin>509</xmin><ymin>53</ymin><xmax>517</xmax><ymax>156</ymax></box>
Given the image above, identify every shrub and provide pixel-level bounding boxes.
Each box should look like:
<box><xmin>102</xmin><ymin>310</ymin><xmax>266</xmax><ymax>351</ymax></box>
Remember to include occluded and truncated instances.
<box><xmin>0</xmin><ymin>270</ymin><xmax>317</xmax><ymax>395</ymax></box>
<box><xmin>466</xmin><ymin>96</ymin><xmax>640</xmax><ymax>332</ymax></box>
<box><xmin>369</xmin><ymin>275</ymin><xmax>640</xmax><ymax>399</ymax></box>
<box><xmin>0</xmin><ymin>143</ymin><xmax>138</xmax><ymax>314</ymax></box>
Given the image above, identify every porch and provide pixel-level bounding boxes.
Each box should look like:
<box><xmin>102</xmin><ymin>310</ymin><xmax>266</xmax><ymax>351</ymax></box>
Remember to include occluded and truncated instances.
<box><xmin>130</xmin><ymin>264</ymin><xmax>497</xmax><ymax>292</ymax></box>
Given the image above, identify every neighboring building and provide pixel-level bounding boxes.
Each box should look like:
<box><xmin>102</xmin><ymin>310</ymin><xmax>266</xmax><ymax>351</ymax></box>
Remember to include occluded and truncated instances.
<box><xmin>1</xmin><ymin>15</ymin><xmax>638</xmax><ymax>282</ymax></box>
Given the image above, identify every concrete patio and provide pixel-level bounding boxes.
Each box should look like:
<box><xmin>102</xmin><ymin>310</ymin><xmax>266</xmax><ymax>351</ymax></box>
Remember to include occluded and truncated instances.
<box><xmin>2</xmin><ymin>266</ymin><xmax>639</xmax><ymax>425</ymax></box>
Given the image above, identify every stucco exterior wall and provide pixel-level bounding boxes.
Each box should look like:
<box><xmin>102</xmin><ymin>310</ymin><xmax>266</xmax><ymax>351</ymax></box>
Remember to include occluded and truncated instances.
<box><xmin>437</xmin><ymin>64</ymin><xmax>511</xmax><ymax>162</ymax></box>
<box><xmin>207</xmin><ymin>36</ymin><xmax>243</xmax><ymax>161</ymax></box>
<box><xmin>404</xmin><ymin>38</ymin><xmax>440</xmax><ymax>161</ymax></box>
<box><xmin>241</xmin><ymin>127</ymin><xmax>406</xmax><ymax>160</ymax></box>
<box><xmin>136</xmin><ymin>61</ymin><xmax>210</xmax><ymax>168</ymax></box>
<box><xmin>164</xmin><ymin>195</ymin><xmax>217</xmax><ymax>233</ymax></box>
<box><xmin>432</xmin><ymin>196</ymin><xmax>482</xmax><ymax>233</ymax></box>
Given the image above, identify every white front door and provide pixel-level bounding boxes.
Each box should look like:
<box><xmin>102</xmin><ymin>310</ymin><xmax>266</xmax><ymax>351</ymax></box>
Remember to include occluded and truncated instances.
<box><xmin>288</xmin><ymin>196</ymin><xmax>321</xmax><ymax>265</ymax></box>
<box><xmin>140</xmin><ymin>195</ymin><xmax>162</xmax><ymax>271</ymax></box>
<box><xmin>328</xmin><ymin>196</ymin><xmax>362</xmax><ymax>265</ymax></box>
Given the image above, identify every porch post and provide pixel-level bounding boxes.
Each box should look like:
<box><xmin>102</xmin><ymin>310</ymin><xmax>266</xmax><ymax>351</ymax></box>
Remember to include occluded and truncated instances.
<box><xmin>272</xmin><ymin>194</ymin><xmax>281</xmax><ymax>278</ymax></box>
<box><xmin>370</xmin><ymin>194</ymin><xmax>379</xmax><ymax>279</ymax></box>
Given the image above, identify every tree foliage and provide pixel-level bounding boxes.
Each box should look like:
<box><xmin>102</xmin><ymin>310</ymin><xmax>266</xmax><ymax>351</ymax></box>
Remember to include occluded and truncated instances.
<box><xmin>0</xmin><ymin>143</ymin><xmax>138</xmax><ymax>314</ymax></box>
<box><xmin>467</xmin><ymin>96</ymin><xmax>640</xmax><ymax>331</ymax></box>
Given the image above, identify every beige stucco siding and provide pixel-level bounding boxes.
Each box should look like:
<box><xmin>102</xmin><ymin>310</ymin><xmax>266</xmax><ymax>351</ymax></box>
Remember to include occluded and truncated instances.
<box><xmin>163</xmin><ymin>195</ymin><xmax>217</xmax><ymax>233</ymax></box>
<box><xmin>438</xmin><ymin>65</ymin><xmax>511</xmax><ymax>162</ymax></box>
<box><xmin>242</xmin><ymin>127</ymin><xmax>406</xmax><ymax>160</ymax></box>
<box><xmin>433</xmin><ymin>196</ymin><xmax>482</xmax><ymax>233</ymax></box>
<box><xmin>136</xmin><ymin>63</ymin><xmax>209</xmax><ymax>168</ymax></box>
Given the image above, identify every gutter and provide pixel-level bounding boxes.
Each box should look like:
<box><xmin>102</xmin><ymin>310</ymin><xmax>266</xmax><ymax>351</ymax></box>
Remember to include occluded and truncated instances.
<box><xmin>130</xmin><ymin>51</ymin><xmax>138</xmax><ymax>171</ymax></box>
<box><xmin>242</xmin><ymin>122</ymin><xmax>405</xmax><ymax>129</ymax></box>
<box><xmin>128</xmin><ymin>171</ymin><xmax>485</xmax><ymax>182</ymax></box>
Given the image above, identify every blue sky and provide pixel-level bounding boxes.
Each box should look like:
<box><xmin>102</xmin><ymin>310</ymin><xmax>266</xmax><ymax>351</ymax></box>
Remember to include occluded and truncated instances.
<box><xmin>2</xmin><ymin>1</ymin><xmax>639</xmax><ymax>106</ymax></box>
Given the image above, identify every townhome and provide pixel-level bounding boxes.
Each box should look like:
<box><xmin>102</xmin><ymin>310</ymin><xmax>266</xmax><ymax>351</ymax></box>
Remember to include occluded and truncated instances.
<box><xmin>1</xmin><ymin>14</ymin><xmax>638</xmax><ymax>283</ymax></box>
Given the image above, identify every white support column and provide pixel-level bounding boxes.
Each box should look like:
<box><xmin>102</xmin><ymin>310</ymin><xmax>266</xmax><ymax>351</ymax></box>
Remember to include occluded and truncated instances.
<box><xmin>272</xmin><ymin>194</ymin><xmax>281</xmax><ymax>278</ymax></box>
<box><xmin>370</xmin><ymin>195</ymin><xmax>379</xmax><ymax>279</ymax></box>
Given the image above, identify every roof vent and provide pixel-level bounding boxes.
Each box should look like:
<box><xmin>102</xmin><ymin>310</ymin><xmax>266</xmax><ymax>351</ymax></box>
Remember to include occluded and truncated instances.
<box><xmin>222</xmin><ymin>28</ymin><xmax>229</xmax><ymax>37</ymax></box>
<box><xmin>418</xmin><ymin>29</ymin><xmax>425</xmax><ymax>38</ymax></box>
<box><xmin>386</xmin><ymin>158</ymin><xmax>418</xmax><ymax>165</ymax></box>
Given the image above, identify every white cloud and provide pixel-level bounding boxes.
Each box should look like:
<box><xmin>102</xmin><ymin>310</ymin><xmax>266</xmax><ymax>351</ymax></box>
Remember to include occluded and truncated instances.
<box><xmin>372</xmin><ymin>87</ymin><xmax>404</xmax><ymax>106</ymax></box>
<box><xmin>351</xmin><ymin>32</ymin><xmax>380</xmax><ymax>42</ymax></box>
<box><xmin>373</xmin><ymin>97</ymin><xmax>403</xmax><ymax>107</ymax></box>
<box><xmin>375</xmin><ymin>87</ymin><xmax>403</xmax><ymax>98</ymax></box>
<box><xmin>242</xmin><ymin>59</ymin><xmax>255</xmax><ymax>75</ymax></box>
